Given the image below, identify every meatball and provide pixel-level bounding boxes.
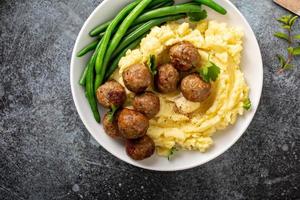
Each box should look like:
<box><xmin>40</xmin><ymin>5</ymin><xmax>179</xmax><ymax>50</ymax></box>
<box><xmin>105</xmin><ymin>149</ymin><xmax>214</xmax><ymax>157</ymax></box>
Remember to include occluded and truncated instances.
<box><xmin>155</xmin><ymin>64</ymin><xmax>180</xmax><ymax>93</ymax></box>
<box><xmin>125</xmin><ymin>135</ymin><xmax>155</xmax><ymax>160</ymax></box>
<box><xmin>117</xmin><ymin>108</ymin><xmax>149</xmax><ymax>139</ymax></box>
<box><xmin>103</xmin><ymin>112</ymin><xmax>121</xmax><ymax>139</ymax></box>
<box><xmin>133</xmin><ymin>92</ymin><xmax>160</xmax><ymax>118</ymax></box>
<box><xmin>96</xmin><ymin>80</ymin><xmax>126</xmax><ymax>108</ymax></box>
<box><xmin>169</xmin><ymin>41</ymin><xmax>200</xmax><ymax>71</ymax></box>
<box><xmin>122</xmin><ymin>63</ymin><xmax>152</xmax><ymax>93</ymax></box>
<box><xmin>180</xmin><ymin>74</ymin><xmax>211</xmax><ymax>102</ymax></box>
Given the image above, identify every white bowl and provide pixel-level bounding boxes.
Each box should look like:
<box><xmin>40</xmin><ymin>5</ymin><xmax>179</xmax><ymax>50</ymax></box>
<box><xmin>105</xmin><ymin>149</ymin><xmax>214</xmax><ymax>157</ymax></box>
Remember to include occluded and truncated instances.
<box><xmin>70</xmin><ymin>0</ymin><xmax>263</xmax><ymax>171</ymax></box>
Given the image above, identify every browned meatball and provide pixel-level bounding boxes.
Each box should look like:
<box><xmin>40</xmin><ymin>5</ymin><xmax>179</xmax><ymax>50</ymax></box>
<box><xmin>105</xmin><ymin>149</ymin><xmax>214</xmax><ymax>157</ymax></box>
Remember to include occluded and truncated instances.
<box><xmin>117</xmin><ymin>108</ymin><xmax>149</xmax><ymax>139</ymax></box>
<box><xmin>133</xmin><ymin>92</ymin><xmax>160</xmax><ymax>118</ymax></box>
<box><xmin>96</xmin><ymin>80</ymin><xmax>126</xmax><ymax>108</ymax></box>
<box><xmin>155</xmin><ymin>64</ymin><xmax>180</xmax><ymax>93</ymax></box>
<box><xmin>169</xmin><ymin>41</ymin><xmax>200</xmax><ymax>71</ymax></box>
<box><xmin>180</xmin><ymin>74</ymin><xmax>211</xmax><ymax>102</ymax></box>
<box><xmin>122</xmin><ymin>64</ymin><xmax>152</xmax><ymax>93</ymax></box>
<box><xmin>125</xmin><ymin>135</ymin><xmax>155</xmax><ymax>160</ymax></box>
<box><xmin>103</xmin><ymin>112</ymin><xmax>121</xmax><ymax>139</ymax></box>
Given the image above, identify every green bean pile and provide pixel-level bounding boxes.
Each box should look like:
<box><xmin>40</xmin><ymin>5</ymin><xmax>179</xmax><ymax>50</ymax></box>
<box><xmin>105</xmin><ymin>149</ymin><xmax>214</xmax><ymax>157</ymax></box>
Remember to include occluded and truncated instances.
<box><xmin>77</xmin><ymin>0</ymin><xmax>227</xmax><ymax>122</ymax></box>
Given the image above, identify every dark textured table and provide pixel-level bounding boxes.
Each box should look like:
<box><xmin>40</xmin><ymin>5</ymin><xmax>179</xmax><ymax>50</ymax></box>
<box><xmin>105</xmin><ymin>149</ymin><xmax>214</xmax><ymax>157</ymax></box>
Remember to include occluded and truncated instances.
<box><xmin>0</xmin><ymin>0</ymin><xmax>299</xmax><ymax>199</ymax></box>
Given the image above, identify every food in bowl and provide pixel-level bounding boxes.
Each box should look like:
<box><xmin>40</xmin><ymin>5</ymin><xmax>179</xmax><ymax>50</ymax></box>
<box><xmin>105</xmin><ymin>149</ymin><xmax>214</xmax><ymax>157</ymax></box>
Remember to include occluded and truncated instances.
<box><xmin>76</xmin><ymin>0</ymin><xmax>251</xmax><ymax>160</ymax></box>
<box><xmin>113</xmin><ymin>20</ymin><xmax>250</xmax><ymax>156</ymax></box>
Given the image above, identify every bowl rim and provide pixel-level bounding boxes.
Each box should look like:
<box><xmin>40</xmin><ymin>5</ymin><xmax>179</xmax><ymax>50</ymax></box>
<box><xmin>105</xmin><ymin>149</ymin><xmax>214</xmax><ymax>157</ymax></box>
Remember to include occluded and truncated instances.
<box><xmin>70</xmin><ymin>0</ymin><xmax>263</xmax><ymax>171</ymax></box>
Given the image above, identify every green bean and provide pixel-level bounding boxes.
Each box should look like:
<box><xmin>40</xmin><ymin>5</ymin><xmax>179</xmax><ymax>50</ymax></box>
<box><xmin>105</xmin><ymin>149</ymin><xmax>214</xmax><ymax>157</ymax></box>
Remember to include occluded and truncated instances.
<box><xmin>77</xmin><ymin>40</ymin><xmax>99</xmax><ymax>57</ymax></box>
<box><xmin>147</xmin><ymin>0</ymin><xmax>173</xmax><ymax>9</ymax></box>
<box><xmin>146</xmin><ymin>0</ymin><xmax>174</xmax><ymax>11</ymax></box>
<box><xmin>89</xmin><ymin>21</ymin><xmax>111</xmax><ymax>38</ymax></box>
<box><xmin>89</xmin><ymin>0</ymin><xmax>173</xmax><ymax>37</ymax></box>
<box><xmin>86</xmin><ymin>60</ymin><xmax>100</xmax><ymax>122</ymax></box>
<box><xmin>77</xmin><ymin>32</ymin><xmax>105</xmax><ymax>57</ymax></box>
<box><xmin>133</xmin><ymin>4</ymin><xmax>203</xmax><ymax>25</ymax></box>
<box><xmin>78</xmin><ymin>24</ymin><xmax>140</xmax><ymax>59</ymax></box>
<box><xmin>79</xmin><ymin>66</ymin><xmax>88</xmax><ymax>85</ymax></box>
<box><xmin>95</xmin><ymin>0</ymin><xmax>152</xmax><ymax>91</ymax></box>
<box><xmin>105</xmin><ymin>36</ymin><xmax>145</xmax><ymax>80</ymax></box>
<box><xmin>111</xmin><ymin>14</ymin><xmax>185</xmax><ymax>58</ymax></box>
<box><xmin>85</xmin><ymin>39</ymin><xmax>103</xmax><ymax>122</ymax></box>
<box><xmin>127</xmin><ymin>23</ymin><xmax>144</xmax><ymax>35</ymax></box>
<box><xmin>193</xmin><ymin>0</ymin><xmax>226</xmax><ymax>15</ymax></box>
<box><xmin>79</xmin><ymin>38</ymin><xmax>103</xmax><ymax>86</ymax></box>
<box><xmin>79</xmin><ymin>23</ymin><xmax>141</xmax><ymax>59</ymax></box>
<box><xmin>79</xmin><ymin>50</ymin><xmax>97</xmax><ymax>86</ymax></box>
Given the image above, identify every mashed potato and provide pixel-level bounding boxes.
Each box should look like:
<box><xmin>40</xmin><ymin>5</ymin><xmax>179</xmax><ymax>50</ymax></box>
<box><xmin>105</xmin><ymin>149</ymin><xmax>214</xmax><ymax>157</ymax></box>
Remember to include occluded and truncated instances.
<box><xmin>112</xmin><ymin>20</ymin><xmax>249</xmax><ymax>156</ymax></box>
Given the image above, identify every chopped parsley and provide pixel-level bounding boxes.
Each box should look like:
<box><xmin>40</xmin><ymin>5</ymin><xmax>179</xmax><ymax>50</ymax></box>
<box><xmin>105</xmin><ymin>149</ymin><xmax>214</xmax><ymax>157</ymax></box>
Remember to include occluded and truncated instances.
<box><xmin>147</xmin><ymin>55</ymin><xmax>157</xmax><ymax>75</ymax></box>
<box><xmin>107</xmin><ymin>105</ymin><xmax>119</xmax><ymax>122</ymax></box>
<box><xmin>167</xmin><ymin>146</ymin><xmax>179</xmax><ymax>161</ymax></box>
<box><xmin>243</xmin><ymin>98</ymin><xmax>252</xmax><ymax>110</ymax></box>
<box><xmin>198</xmin><ymin>61</ymin><xmax>221</xmax><ymax>83</ymax></box>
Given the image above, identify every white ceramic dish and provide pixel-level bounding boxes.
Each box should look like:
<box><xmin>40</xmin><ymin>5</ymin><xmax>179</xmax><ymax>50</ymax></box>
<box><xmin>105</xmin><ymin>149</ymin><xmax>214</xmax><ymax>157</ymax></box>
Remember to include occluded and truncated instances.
<box><xmin>70</xmin><ymin>0</ymin><xmax>263</xmax><ymax>171</ymax></box>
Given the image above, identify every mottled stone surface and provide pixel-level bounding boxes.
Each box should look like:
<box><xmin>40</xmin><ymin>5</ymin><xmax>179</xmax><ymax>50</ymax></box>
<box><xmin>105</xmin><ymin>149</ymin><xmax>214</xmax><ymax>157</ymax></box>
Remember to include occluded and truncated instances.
<box><xmin>0</xmin><ymin>0</ymin><xmax>299</xmax><ymax>199</ymax></box>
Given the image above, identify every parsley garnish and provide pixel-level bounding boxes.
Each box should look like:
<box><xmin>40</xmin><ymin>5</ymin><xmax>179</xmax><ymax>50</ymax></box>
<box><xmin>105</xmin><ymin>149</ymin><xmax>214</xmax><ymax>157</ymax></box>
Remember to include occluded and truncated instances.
<box><xmin>107</xmin><ymin>105</ymin><xmax>119</xmax><ymax>122</ymax></box>
<box><xmin>198</xmin><ymin>61</ymin><xmax>221</xmax><ymax>83</ymax></box>
<box><xmin>274</xmin><ymin>15</ymin><xmax>300</xmax><ymax>73</ymax></box>
<box><xmin>167</xmin><ymin>146</ymin><xmax>179</xmax><ymax>161</ymax></box>
<box><xmin>243</xmin><ymin>98</ymin><xmax>251</xmax><ymax>110</ymax></box>
<box><xmin>147</xmin><ymin>55</ymin><xmax>157</xmax><ymax>75</ymax></box>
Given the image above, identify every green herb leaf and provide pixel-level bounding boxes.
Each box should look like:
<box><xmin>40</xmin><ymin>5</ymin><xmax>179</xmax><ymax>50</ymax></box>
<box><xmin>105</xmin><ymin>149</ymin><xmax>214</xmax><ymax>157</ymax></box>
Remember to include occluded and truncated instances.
<box><xmin>188</xmin><ymin>9</ymin><xmax>207</xmax><ymax>22</ymax></box>
<box><xmin>198</xmin><ymin>61</ymin><xmax>221</xmax><ymax>83</ymax></box>
<box><xmin>167</xmin><ymin>146</ymin><xmax>178</xmax><ymax>160</ymax></box>
<box><xmin>293</xmin><ymin>34</ymin><xmax>300</xmax><ymax>40</ymax></box>
<box><xmin>274</xmin><ymin>14</ymin><xmax>299</xmax><ymax>73</ymax></box>
<box><xmin>277</xmin><ymin>15</ymin><xmax>292</xmax><ymax>24</ymax></box>
<box><xmin>289</xmin><ymin>15</ymin><xmax>298</xmax><ymax>26</ymax></box>
<box><xmin>292</xmin><ymin>46</ymin><xmax>300</xmax><ymax>56</ymax></box>
<box><xmin>276</xmin><ymin>54</ymin><xmax>286</xmax><ymax>68</ymax></box>
<box><xmin>283</xmin><ymin>63</ymin><xmax>293</xmax><ymax>70</ymax></box>
<box><xmin>281</xmin><ymin>25</ymin><xmax>291</xmax><ymax>30</ymax></box>
<box><xmin>287</xmin><ymin>47</ymin><xmax>294</xmax><ymax>54</ymax></box>
<box><xmin>107</xmin><ymin>105</ymin><xmax>119</xmax><ymax>122</ymax></box>
<box><xmin>147</xmin><ymin>55</ymin><xmax>157</xmax><ymax>75</ymax></box>
<box><xmin>274</xmin><ymin>32</ymin><xmax>289</xmax><ymax>41</ymax></box>
<box><xmin>243</xmin><ymin>98</ymin><xmax>252</xmax><ymax>110</ymax></box>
